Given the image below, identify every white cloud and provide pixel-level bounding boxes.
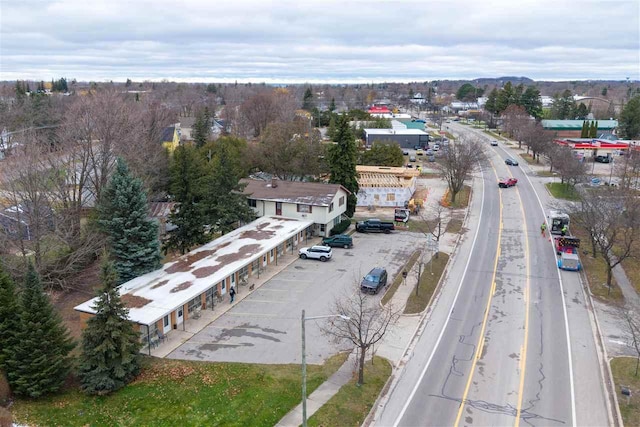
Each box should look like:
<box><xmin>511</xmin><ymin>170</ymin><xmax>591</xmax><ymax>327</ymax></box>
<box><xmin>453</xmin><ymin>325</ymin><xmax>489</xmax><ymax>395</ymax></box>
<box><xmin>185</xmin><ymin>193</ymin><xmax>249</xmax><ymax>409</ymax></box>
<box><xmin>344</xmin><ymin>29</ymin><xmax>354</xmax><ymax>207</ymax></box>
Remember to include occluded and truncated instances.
<box><xmin>1</xmin><ymin>0</ymin><xmax>638</xmax><ymax>82</ymax></box>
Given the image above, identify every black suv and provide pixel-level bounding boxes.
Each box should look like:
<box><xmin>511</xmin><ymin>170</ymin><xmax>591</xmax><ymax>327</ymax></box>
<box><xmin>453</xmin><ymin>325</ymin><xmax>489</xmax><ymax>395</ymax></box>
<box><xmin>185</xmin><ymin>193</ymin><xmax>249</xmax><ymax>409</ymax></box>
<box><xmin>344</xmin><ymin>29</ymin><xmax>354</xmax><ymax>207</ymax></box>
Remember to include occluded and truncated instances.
<box><xmin>361</xmin><ymin>267</ymin><xmax>388</xmax><ymax>294</ymax></box>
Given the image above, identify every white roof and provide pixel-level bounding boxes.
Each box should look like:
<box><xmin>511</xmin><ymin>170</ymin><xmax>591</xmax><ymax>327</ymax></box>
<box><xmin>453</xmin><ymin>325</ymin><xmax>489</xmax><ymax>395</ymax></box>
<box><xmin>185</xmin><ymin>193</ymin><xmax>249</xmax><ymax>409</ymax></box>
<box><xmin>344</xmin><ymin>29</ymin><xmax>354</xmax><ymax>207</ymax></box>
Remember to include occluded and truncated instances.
<box><xmin>75</xmin><ymin>216</ymin><xmax>313</xmax><ymax>325</ymax></box>
<box><xmin>364</xmin><ymin>129</ymin><xmax>428</xmax><ymax>135</ymax></box>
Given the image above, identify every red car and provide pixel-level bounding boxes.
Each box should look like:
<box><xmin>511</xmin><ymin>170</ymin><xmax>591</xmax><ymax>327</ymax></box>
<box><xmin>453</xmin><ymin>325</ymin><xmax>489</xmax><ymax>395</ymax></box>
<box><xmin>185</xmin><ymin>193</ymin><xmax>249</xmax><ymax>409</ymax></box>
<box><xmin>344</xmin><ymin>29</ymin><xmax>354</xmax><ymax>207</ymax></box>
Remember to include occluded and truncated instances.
<box><xmin>498</xmin><ymin>177</ymin><xmax>518</xmax><ymax>188</ymax></box>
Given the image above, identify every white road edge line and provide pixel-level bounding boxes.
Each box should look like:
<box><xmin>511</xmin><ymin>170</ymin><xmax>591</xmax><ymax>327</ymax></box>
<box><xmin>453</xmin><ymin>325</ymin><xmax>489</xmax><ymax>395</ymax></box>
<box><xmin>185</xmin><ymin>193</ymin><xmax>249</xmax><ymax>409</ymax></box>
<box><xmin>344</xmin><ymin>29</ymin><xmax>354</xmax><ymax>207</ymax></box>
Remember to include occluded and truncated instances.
<box><xmin>521</xmin><ymin>159</ymin><xmax>577</xmax><ymax>427</ymax></box>
<box><xmin>391</xmin><ymin>163</ymin><xmax>486</xmax><ymax>427</ymax></box>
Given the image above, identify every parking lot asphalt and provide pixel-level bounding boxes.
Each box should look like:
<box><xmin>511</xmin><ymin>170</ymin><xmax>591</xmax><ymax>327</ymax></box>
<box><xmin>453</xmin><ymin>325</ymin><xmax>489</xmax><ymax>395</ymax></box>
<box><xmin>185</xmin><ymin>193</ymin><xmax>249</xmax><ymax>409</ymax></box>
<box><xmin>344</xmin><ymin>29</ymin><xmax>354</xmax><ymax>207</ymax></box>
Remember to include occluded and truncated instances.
<box><xmin>167</xmin><ymin>231</ymin><xmax>428</xmax><ymax>365</ymax></box>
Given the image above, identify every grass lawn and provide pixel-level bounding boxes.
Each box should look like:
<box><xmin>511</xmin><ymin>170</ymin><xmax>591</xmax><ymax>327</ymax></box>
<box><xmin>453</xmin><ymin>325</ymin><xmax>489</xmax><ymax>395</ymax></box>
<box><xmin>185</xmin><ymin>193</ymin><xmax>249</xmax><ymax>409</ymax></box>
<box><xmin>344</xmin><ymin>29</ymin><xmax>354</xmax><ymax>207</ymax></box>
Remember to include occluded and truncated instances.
<box><xmin>611</xmin><ymin>357</ymin><xmax>640</xmax><ymax>426</ymax></box>
<box><xmin>546</xmin><ymin>182</ymin><xmax>581</xmax><ymax>201</ymax></box>
<box><xmin>444</xmin><ymin>185</ymin><xmax>471</xmax><ymax>209</ymax></box>
<box><xmin>571</xmin><ymin>225</ymin><xmax>623</xmax><ymax>303</ymax></box>
<box><xmin>537</xmin><ymin>170</ymin><xmax>558</xmax><ymax>177</ymax></box>
<box><xmin>12</xmin><ymin>354</ymin><xmax>348</xmax><ymax>427</ymax></box>
<box><xmin>404</xmin><ymin>252</ymin><xmax>449</xmax><ymax>314</ymax></box>
<box><xmin>445</xmin><ymin>217</ymin><xmax>464</xmax><ymax>234</ymax></box>
<box><xmin>381</xmin><ymin>250</ymin><xmax>421</xmax><ymax>305</ymax></box>
<box><xmin>307</xmin><ymin>356</ymin><xmax>392</xmax><ymax>427</ymax></box>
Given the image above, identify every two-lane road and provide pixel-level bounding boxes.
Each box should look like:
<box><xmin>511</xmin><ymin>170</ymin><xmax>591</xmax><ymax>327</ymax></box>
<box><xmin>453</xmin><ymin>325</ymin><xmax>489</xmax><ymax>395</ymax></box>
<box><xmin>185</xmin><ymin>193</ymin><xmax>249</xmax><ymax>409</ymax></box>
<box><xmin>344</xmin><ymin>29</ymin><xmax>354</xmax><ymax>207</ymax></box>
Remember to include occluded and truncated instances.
<box><xmin>374</xmin><ymin>123</ymin><xmax>608</xmax><ymax>426</ymax></box>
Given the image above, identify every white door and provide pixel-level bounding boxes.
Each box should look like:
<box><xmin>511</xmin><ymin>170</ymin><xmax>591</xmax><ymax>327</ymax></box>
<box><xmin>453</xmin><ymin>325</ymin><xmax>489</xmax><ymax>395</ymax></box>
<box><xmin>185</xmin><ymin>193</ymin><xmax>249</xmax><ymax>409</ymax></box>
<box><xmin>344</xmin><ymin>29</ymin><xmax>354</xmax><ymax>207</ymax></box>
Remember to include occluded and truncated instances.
<box><xmin>163</xmin><ymin>315</ymin><xmax>171</xmax><ymax>333</ymax></box>
<box><xmin>176</xmin><ymin>307</ymin><xmax>184</xmax><ymax>326</ymax></box>
<box><xmin>262</xmin><ymin>255</ymin><xmax>267</xmax><ymax>267</ymax></box>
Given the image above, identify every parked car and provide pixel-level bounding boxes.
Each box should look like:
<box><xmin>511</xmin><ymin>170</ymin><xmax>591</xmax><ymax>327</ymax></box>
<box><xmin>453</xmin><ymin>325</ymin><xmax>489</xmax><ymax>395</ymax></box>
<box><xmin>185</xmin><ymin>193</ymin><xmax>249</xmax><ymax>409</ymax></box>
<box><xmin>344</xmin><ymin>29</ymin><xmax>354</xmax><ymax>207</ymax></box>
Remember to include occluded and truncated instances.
<box><xmin>428</xmin><ymin>155</ymin><xmax>436</xmax><ymax>162</ymax></box>
<box><xmin>406</xmin><ymin>163</ymin><xmax>414</xmax><ymax>168</ymax></box>
<box><xmin>361</xmin><ymin>267</ymin><xmax>388</xmax><ymax>294</ymax></box>
<box><xmin>413</xmin><ymin>145</ymin><xmax>421</xmax><ymax>150</ymax></box>
<box><xmin>490</xmin><ymin>140</ymin><xmax>498</xmax><ymax>146</ymax></box>
<box><xmin>409</xmin><ymin>155</ymin><xmax>417</xmax><ymax>162</ymax></box>
<box><xmin>498</xmin><ymin>177</ymin><xmax>518</xmax><ymax>188</ymax></box>
<box><xmin>322</xmin><ymin>234</ymin><xmax>353</xmax><ymax>248</ymax></box>
<box><xmin>356</xmin><ymin>219</ymin><xmax>395</xmax><ymax>233</ymax></box>
<box><xmin>402</xmin><ymin>150</ymin><xmax>409</xmax><ymax>155</ymax></box>
<box><xmin>298</xmin><ymin>245</ymin><xmax>332</xmax><ymax>261</ymax></box>
<box><xmin>595</xmin><ymin>155</ymin><xmax>612</xmax><ymax>163</ymax></box>
<box><xmin>505</xmin><ymin>158</ymin><xmax>519</xmax><ymax>166</ymax></box>
<box><xmin>416</xmin><ymin>149</ymin><xmax>424</xmax><ymax>156</ymax></box>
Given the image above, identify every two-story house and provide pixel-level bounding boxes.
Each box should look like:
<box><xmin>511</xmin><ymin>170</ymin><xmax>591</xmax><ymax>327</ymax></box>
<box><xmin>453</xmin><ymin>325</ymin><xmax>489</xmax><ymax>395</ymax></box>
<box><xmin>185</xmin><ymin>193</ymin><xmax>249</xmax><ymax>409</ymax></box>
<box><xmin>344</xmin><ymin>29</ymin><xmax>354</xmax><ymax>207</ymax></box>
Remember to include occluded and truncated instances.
<box><xmin>241</xmin><ymin>178</ymin><xmax>350</xmax><ymax>237</ymax></box>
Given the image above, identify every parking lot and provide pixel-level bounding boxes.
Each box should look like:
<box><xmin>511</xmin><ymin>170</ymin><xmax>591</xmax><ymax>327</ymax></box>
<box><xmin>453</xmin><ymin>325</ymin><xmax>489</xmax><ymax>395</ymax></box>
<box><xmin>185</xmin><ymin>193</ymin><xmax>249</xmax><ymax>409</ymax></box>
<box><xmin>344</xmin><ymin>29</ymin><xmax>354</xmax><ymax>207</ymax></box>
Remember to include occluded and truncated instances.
<box><xmin>167</xmin><ymin>231</ymin><xmax>427</xmax><ymax>365</ymax></box>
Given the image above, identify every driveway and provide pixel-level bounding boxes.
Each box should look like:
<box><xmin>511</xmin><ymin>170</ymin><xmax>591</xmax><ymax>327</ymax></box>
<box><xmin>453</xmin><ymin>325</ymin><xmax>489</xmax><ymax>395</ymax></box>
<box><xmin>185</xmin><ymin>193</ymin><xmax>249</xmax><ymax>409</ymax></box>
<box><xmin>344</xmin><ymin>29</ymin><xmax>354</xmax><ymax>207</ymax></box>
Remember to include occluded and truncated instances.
<box><xmin>167</xmin><ymin>231</ymin><xmax>428</xmax><ymax>364</ymax></box>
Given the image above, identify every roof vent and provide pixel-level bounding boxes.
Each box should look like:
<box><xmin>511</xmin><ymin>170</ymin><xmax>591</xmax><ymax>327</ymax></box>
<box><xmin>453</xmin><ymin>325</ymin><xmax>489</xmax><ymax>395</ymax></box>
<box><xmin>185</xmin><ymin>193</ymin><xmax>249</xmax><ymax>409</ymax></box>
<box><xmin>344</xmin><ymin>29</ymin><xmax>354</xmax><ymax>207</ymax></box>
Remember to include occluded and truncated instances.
<box><xmin>271</xmin><ymin>178</ymin><xmax>278</xmax><ymax>188</ymax></box>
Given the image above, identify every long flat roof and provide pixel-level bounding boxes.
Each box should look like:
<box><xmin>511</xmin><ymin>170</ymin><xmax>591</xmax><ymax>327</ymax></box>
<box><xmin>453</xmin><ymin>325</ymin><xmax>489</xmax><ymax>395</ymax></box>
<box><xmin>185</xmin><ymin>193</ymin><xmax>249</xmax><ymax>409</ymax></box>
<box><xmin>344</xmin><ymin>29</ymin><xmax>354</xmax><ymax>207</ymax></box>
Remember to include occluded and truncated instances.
<box><xmin>364</xmin><ymin>129</ymin><xmax>428</xmax><ymax>135</ymax></box>
<box><xmin>75</xmin><ymin>216</ymin><xmax>313</xmax><ymax>325</ymax></box>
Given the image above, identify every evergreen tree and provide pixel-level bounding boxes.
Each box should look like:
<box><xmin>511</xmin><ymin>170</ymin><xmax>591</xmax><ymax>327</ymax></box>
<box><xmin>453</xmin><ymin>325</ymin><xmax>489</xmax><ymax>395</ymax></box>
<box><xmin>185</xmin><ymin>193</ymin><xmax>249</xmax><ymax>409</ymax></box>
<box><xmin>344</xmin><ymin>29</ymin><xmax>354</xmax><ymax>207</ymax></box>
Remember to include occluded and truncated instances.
<box><xmin>580</xmin><ymin>121</ymin><xmax>588</xmax><ymax>138</ymax></box>
<box><xmin>575</xmin><ymin>103</ymin><xmax>589</xmax><ymax>120</ymax></box>
<box><xmin>5</xmin><ymin>264</ymin><xmax>74</xmax><ymax>398</ymax></box>
<box><xmin>125</xmin><ymin>78</ymin><xmax>132</xmax><ymax>87</ymax></box>
<box><xmin>591</xmin><ymin>121</ymin><xmax>599</xmax><ymax>138</ymax></box>
<box><xmin>619</xmin><ymin>95</ymin><xmax>640</xmax><ymax>139</ymax></box>
<box><xmin>98</xmin><ymin>158</ymin><xmax>161</xmax><ymax>284</ymax></box>
<box><xmin>201</xmin><ymin>137</ymin><xmax>256</xmax><ymax>234</ymax></box>
<box><xmin>192</xmin><ymin>108</ymin><xmax>211</xmax><ymax>148</ymax></box>
<box><xmin>327</xmin><ymin>114</ymin><xmax>337</xmax><ymax>141</ymax></box>
<box><xmin>550</xmin><ymin>90</ymin><xmax>577</xmax><ymax>119</ymax></box>
<box><xmin>302</xmin><ymin>87</ymin><xmax>314</xmax><ymax>111</ymax></box>
<box><xmin>329</xmin><ymin>97</ymin><xmax>336</xmax><ymax>112</ymax></box>
<box><xmin>164</xmin><ymin>146</ymin><xmax>208</xmax><ymax>254</ymax></box>
<box><xmin>327</xmin><ymin>115</ymin><xmax>359</xmax><ymax>217</ymax></box>
<box><xmin>484</xmin><ymin>88</ymin><xmax>499</xmax><ymax>115</ymax></box>
<box><xmin>520</xmin><ymin>86</ymin><xmax>543</xmax><ymax>119</ymax></box>
<box><xmin>495</xmin><ymin>82</ymin><xmax>514</xmax><ymax>114</ymax></box>
<box><xmin>78</xmin><ymin>259</ymin><xmax>141</xmax><ymax>395</ymax></box>
<box><xmin>0</xmin><ymin>264</ymin><xmax>19</xmax><ymax>371</ymax></box>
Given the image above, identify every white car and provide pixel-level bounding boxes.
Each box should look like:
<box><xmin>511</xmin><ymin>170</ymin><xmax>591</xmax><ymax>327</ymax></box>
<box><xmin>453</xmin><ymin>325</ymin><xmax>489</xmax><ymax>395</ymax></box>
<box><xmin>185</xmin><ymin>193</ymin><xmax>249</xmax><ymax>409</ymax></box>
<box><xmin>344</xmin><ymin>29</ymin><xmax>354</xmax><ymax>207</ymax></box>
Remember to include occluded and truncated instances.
<box><xmin>490</xmin><ymin>140</ymin><xmax>498</xmax><ymax>146</ymax></box>
<box><xmin>299</xmin><ymin>245</ymin><xmax>332</xmax><ymax>262</ymax></box>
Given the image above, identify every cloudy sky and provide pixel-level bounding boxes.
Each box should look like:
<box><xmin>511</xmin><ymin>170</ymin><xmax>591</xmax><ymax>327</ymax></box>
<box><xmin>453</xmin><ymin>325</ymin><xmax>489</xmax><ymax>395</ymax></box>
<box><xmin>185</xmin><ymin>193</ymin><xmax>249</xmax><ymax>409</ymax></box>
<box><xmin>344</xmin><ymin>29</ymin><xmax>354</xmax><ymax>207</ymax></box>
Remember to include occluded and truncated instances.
<box><xmin>1</xmin><ymin>0</ymin><xmax>639</xmax><ymax>83</ymax></box>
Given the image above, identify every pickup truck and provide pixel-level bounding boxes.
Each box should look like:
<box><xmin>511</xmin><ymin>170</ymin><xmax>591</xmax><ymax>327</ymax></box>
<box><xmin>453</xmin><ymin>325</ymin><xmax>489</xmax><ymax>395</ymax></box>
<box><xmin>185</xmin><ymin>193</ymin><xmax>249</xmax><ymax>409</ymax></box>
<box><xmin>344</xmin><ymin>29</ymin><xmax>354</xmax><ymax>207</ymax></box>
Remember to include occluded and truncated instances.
<box><xmin>498</xmin><ymin>177</ymin><xmax>518</xmax><ymax>188</ymax></box>
<box><xmin>356</xmin><ymin>219</ymin><xmax>395</xmax><ymax>233</ymax></box>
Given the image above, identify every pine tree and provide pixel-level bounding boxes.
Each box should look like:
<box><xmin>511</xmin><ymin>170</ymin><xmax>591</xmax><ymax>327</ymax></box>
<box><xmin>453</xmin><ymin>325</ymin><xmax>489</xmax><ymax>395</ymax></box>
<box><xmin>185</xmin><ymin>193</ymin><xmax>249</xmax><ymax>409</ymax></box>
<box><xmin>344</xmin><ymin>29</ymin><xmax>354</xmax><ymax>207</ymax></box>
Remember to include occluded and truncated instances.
<box><xmin>327</xmin><ymin>115</ymin><xmax>359</xmax><ymax>217</ymax></box>
<box><xmin>98</xmin><ymin>158</ymin><xmax>161</xmax><ymax>284</ymax></box>
<box><xmin>580</xmin><ymin>121</ymin><xmax>588</xmax><ymax>138</ymax></box>
<box><xmin>164</xmin><ymin>146</ymin><xmax>208</xmax><ymax>254</ymax></box>
<box><xmin>0</xmin><ymin>264</ymin><xmax>19</xmax><ymax>371</ymax></box>
<box><xmin>5</xmin><ymin>264</ymin><xmax>74</xmax><ymax>398</ymax></box>
<box><xmin>591</xmin><ymin>121</ymin><xmax>599</xmax><ymax>138</ymax></box>
<box><xmin>329</xmin><ymin>97</ymin><xmax>336</xmax><ymax>112</ymax></box>
<box><xmin>302</xmin><ymin>87</ymin><xmax>314</xmax><ymax>111</ymax></box>
<box><xmin>78</xmin><ymin>259</ymin><xmax>141</xmax><ymax>395</ymax></box>
<box><xmin>192</xmin><ymin>109</ymin><xmax>211</xmax><ymax>148</ymax></box>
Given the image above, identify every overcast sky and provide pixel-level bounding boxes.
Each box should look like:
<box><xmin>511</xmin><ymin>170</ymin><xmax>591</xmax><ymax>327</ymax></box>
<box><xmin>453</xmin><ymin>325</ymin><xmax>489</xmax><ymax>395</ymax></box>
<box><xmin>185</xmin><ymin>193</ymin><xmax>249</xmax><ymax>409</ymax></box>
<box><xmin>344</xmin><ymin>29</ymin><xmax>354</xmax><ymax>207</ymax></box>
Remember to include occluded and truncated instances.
<box><xmin>1</xmin><ymin>0</ymin><xmax>639</xmax><ymax>83</ymax></box>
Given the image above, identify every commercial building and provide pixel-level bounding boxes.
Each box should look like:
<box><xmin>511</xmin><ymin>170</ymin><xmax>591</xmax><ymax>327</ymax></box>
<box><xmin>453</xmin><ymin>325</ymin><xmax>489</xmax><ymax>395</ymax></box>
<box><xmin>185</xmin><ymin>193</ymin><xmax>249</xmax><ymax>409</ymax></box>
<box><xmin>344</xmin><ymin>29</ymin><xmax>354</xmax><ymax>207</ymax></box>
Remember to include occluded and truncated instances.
<box><xmin>364</xmin><ymin>128</ymin><xmax>429</xmax><ymax>148</ymax></box>
<box><xmin>542</xmin><ymin>120</ymin><xmax>617</xmax><ymax>138</ymax></box>
<box><xmin>356</xmin><ymin>166</ymin><xmax>419</xmax><ymax>207</ymax></box>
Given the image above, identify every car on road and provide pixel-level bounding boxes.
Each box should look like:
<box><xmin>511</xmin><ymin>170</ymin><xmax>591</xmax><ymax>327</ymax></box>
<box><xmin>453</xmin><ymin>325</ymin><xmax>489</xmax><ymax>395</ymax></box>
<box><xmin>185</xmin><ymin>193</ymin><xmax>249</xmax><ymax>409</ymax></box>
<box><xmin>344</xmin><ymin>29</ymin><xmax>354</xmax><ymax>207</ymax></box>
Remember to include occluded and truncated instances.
<box><xmin>402</xmin><ymin>149</ymin><xmax>409</xmax><ymax>155</ymax></box>
<box><xmin>361</xmin><ymin>267</ymin><xmax>388</xmax><ymax>294</ymax></box>
<box><xmin>498</xmin><ymin>177</ymin><xmax>518</xmax><ymax>188</ymax></box>
<box><xmin>425</xmin><ymin>149</ymin><xmax>434</xmax><ymax>156</ymax></box>
<box><xmin>432</xmin><ymin>144</ymin><xmax>440</xmax><ymax>151</ymax></box>
<box><xmin>595</xmin><ymin>155</ymin><xmax>612</xmax><ymax>163</ymax></box>
<box><xmin>321</xmin><ymin>234</ymin><xmax>353</xmax><ymax>248</ymax></box>
<box><xmin>505</xmin><ymin>158</ymin><xmax>519</xmax><ymax>166</ymax></box>
<box><xmin>416</xmin><ymin>149</ymin><xmax>424</xmax><ymax>156</ymax></box>
<box><xmin>409</xmin><ymin>155</ymin><xmax>417</xmax><ymax>162</ymax></box>
<box><xmin>299</xmin><ymin>245</ymin><xmax>332</xmax><ymax>261</ymax></box>
<box><xmin>490</xmin><ymin>140</ymin><xmax>498</xmax><ymax>146</ymax></box>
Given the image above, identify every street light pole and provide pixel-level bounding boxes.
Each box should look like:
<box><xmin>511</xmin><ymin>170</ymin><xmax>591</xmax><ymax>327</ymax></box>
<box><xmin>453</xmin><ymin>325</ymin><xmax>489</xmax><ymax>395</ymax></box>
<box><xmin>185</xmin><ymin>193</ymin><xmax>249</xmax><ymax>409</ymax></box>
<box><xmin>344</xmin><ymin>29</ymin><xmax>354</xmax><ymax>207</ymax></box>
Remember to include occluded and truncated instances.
<box><xmin>301</xmin><ymin>310</ymin><xmax>350</xmax><ymax>427</ymax></box>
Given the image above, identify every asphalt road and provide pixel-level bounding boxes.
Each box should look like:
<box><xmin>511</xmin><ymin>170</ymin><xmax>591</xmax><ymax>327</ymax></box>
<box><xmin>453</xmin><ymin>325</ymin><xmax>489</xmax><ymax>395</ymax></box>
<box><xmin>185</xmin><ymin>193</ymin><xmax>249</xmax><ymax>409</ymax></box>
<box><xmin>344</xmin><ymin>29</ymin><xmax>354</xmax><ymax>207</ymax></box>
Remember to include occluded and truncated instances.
<box><xmin>375</xmin><ymin>123</ymin><xmax>609</xmax><ymax>426</ymax></box>
<box><xmin>167</xmin><ymin>231</ymin><xmax>428</xmax><ymax>364</ymax></box>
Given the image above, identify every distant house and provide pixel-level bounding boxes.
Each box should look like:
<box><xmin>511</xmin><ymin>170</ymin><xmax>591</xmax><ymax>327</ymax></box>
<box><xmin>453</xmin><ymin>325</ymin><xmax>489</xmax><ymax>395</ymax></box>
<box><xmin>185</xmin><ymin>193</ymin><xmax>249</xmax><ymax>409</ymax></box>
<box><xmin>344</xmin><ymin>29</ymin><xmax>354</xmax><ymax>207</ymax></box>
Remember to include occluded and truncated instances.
<box><xmin>148</xmin><ymin>202</ymin><xmax>177</xmax><ymax>235</ymax></box>
<box><xmin>161</xmin><ymin>126</ymin><xmax>180</xmax><ymax>152</ymax></box>
<box><xmin>356</xmin><ymin>166</ymin><xmax>419</xmax><ymax>208</ymax></box>
<box><xmin>177</xmin><ymin>117</ymin><xmax>196</xmax><ymax>141</ymax></box>
<box><xmin>0</xmin><ymin>202</ymin><xmax>54</xmax><ymax>241</ymax></box>
<box><xmin>542</xmin><ymin>120</ymin><xmax>618</xmax><ymax>138</ymax></box>
<box><xmin>241</xmin><ymin>178</ymin><xmax>350</xmax><ymax>237</ymax></box>
<box><xmin>410</xmin><ymin>93</ymin><xmax>426</xmax><ymax>105</ymax></box>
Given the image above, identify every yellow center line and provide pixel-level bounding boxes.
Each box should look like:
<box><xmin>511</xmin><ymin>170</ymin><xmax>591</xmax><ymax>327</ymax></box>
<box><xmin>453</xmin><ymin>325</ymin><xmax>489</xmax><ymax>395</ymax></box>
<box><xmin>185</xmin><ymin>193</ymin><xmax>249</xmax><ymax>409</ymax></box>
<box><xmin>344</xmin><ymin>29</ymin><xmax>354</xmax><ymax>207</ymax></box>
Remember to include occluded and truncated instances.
<box><xmin>454</xmin><ymin>165</ymin><xmax>503</xmax><ymax>427</ymax></box>
<box><xmin>514</xmin><ymin>182</ymin><xmax>532</xmax><ymax>427</ymax></box>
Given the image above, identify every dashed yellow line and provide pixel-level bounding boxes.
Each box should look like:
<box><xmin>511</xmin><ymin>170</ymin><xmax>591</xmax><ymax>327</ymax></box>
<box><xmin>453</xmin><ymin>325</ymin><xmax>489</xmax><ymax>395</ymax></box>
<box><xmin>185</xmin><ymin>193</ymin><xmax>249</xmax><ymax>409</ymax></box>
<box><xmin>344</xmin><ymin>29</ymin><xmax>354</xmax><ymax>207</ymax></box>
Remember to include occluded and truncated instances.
<box><xmin>454</xmin><ymin>171</ymin><xmax>503</xmax><ymax>426</ymax></box>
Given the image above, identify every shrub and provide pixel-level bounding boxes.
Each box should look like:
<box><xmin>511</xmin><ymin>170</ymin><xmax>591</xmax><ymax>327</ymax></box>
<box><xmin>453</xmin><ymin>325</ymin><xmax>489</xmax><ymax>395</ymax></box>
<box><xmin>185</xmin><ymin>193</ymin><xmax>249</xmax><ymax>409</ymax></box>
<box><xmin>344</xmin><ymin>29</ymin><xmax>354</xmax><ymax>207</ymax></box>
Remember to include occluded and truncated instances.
<box><xmin>330</xmin><ymin>219</ymin><xmax>351</xmax><ymax>236</ymax></box>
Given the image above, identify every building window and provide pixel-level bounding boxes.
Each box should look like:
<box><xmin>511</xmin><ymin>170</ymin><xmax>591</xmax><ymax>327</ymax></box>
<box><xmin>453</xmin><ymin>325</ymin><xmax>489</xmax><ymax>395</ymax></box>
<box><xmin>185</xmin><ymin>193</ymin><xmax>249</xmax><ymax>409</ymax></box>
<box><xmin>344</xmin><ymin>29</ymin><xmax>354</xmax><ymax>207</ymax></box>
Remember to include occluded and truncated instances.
<box><xmin>387</xmin><ymin>193</ymin><xmax>395</xmax><ymax>201</ymax></box>
<box><xmin>339</xmin><ymin>196</ymin><xmax>345</xmax><ymax>206</ymax></box>
<box><xmin>297</xmin><ymin>204</ymin><xmax>312</xmax><ymax>213</ymax></box>
<box><xmin>221</xmin><ymin>280</ymin><xmax>226</xmax><ymax>291</ymax></box>
<box><xmin>188</xmin><ymin>296</ymin><xmax>201</xmax><ymax>314</ymax></box>
<box><xmin>334</xmin><ymin>216</ymin><xmax>340</xmax><ymax>226</ymax></box>
<box><xmin>320</xmin><ymin>224</ymin><xmax>326</xmax><ymax>232</ymax></box>
<box><xmin>270</xmin><ymin>249</ymin><xmax>274</xmax><ymax>259</ymax></box>
<box><xmin>163</xmin><ymin>316</ymin><xmax>169</xmax><ymax>328</ymax></box>
<box><xmin>248</xmin><ymin>199</ymin><xmax>257</xmax><ymax>208</ymax></box>
<box><xmin>329</xmin><ymin>202</ymin><xmax>334</xmax><ymax>212</ymax></box>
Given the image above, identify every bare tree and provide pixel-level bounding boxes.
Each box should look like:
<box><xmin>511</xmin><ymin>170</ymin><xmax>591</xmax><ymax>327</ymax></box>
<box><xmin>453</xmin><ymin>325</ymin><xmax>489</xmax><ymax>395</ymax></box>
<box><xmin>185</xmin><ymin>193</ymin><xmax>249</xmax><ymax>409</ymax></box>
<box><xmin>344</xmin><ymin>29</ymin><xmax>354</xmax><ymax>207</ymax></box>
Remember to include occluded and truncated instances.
<box><xmin>501</xmin><ymin>105</ymin><xmax>531</xmax><ymax>149</ymax></box>
<box><xmin>437</xmin><ymin>135</ymin><xmax>484</xmax><ymax>204</ymax></box>
<box><xmin>554</xmin><ymin>145</ymin><xmax>588</xmax><ymax>185</ymax></box>
<box><xmin>321</xmin><ymin>289</ymin><xmax>400</xmax><ymax>385</ymax></box>
<box><xmin>522</xmin><ymin>121</ymin><xmax>553</xmax><ymax>162</ymax></box>
<box><xmin>241</xmin><ymin>92</ymin><xmax>279</xmax><ymax>138</ymax></box>
<box><xmin>570</xmin><ymin>187</ymin><xmax>640</xmax><ymax>292</ymax></box>
<box><xmin>615</xmin><ymin>149</ymin><xmax>640</xmax><ymax>190</ymax></box>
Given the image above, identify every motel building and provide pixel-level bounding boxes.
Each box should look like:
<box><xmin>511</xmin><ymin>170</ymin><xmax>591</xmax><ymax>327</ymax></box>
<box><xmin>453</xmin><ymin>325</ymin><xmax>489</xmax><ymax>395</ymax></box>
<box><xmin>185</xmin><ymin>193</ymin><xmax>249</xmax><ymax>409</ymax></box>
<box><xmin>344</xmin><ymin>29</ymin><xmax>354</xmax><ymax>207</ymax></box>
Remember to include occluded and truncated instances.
<box><xmin>74</xmin><ymin>216</ymin><xmax>313</xmax><ymax>353</ymax></box>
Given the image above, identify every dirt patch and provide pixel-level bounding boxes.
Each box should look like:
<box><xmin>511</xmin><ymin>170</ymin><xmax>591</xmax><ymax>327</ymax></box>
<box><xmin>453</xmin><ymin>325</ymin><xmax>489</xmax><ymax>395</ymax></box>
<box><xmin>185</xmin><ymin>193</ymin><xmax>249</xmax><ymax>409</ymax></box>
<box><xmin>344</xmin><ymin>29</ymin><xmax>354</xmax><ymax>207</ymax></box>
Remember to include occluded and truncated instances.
<box><xmin>121</xmin><ymin>294</ymin><xmax>152</xmax><ymax>308</ymax></box>
<box><xmin>165</xmin><ymin>250</ymin><xmax>216</xmax><ymax>273</ymax></box>
<box><xmin>150</xmin><ymin>279</ymin><xmax>169</xmax><ymax>289</ymax></box>
<box><xmin>239</xmin><ymin>222</ymin><xmax>275</xmax><ymax>240</ymax></box>
<box><xmin>216</xmin><ymin>244</ymin><xmax>262</xmax><ymax>265</ymax></box>
<box><xmin>192</xmin><ymin>265</ymin><xmax>223</xmax><ymax>278</ymax></box>
<box><xmin>170</xmin><ymin>281</ymin><xmax>193</xmax><ymax>293</ymax></box>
